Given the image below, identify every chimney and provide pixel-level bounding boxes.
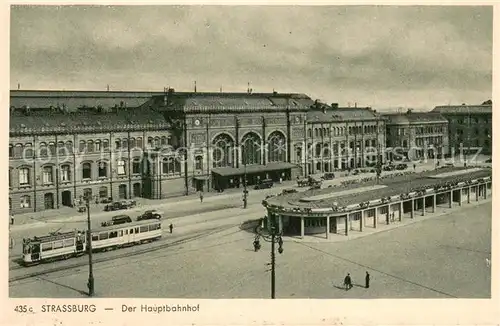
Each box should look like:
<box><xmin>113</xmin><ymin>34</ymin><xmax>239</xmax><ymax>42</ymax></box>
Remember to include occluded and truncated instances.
<box><xmin>355</xmin><ymin>102</ymin><xmax>357</xmax><ymax>108</ymax></box>
<box><xmin>107</xmin><ymin>84</ymin><xmax>110</xmax><ymax>92</ymax></box>
<box><xmin>17</xmin><ymin>83</ymin><xmax>20</xmax><ymax>90</ymax></box>
<box><xmin>220</xmin><ymin>86</ymin><xmax>223</xmax><ymax>93</ymax></box>
<box><xmin>194</xmin><ymin>81</ymin><xmax>197</xmax><ymax>93</ymax></box>
<box><xmin>247</xmin><ymin>82</ymin><xmax>250</xmax><ymax>94</ymax></box>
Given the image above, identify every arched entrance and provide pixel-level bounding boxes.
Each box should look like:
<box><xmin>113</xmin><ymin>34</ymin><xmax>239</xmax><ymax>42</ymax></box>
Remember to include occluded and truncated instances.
<box><xmin>44</xmin><ymin>193</ymin><xmax>54</xmax><ymax>210</ymax></box>
<box><xmin>61</xmin><ymin>190</ymin><xmax>72</xmax><ymax>207</ymax></box>
<box><xmin>119</xmin><ymin>184</ymin><xmax>127</xmax><ymax>199</ymax></box>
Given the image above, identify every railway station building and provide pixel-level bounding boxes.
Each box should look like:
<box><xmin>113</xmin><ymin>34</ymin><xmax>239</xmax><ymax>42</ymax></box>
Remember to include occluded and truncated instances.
<box><xmin>9</xmin><ymin>89</ymin><xmax>390</xmax><ymax>215</ymax></box>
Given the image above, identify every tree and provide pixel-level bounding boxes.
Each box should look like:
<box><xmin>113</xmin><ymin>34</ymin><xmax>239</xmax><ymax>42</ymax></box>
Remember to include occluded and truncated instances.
<box><xmin>482</xmin><ymin>99</ymin><xmax>492</xmax><ymax>105</ymax></box>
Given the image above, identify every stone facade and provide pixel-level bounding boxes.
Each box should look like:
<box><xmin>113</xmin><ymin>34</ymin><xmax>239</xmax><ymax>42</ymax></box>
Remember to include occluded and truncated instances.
<box><xmin>383</xmin><ymin>110</ymin><xmax>449</xmax><ymax>161</ymax></box>
<box><xmin>432</xmin><ymin>103</ymin><xmax>492</xmax><ymax>156</ymax></box>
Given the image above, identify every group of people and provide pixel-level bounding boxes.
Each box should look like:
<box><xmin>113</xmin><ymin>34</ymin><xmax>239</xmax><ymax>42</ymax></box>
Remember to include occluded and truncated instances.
<box><xmin>343</xmin><ymin>272</ymin><xmax>370</xmax><ymax>290</ymax></box>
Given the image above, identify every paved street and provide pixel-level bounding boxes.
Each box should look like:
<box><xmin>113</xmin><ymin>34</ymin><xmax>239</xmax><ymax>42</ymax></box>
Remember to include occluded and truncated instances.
<box><xmin>10</xmin><ymin>199</ymin><xmax>491</xmax><ymax>298</ymax></box>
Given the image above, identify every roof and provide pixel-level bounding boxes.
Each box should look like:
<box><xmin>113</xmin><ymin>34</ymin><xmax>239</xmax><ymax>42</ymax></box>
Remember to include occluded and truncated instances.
<box><xmin>432</xmin><ymin>104</ymin><xmax>492</xmax><ymax>114</ymax></box>
<box><xmin>10</xmin><ymin>106</ymin><xmax>169</xmax><ymax>135</ymax></box>
<box><xmin>10</xmin><ymin>93</ymin><xmax>154</xmax><ymax>112</ymax></box>
<box><xmin>265</xmin><ymin>167</ymin><xmax>491</xmax><ymax>210</ymax></box>
<box><xmin>156</xmin><ymin>92</ymin><xmax>313</xmax><ymax>113</ymax></box>
<box><xmin>212</xmin><ymin>162</ymin><xmax>298</xmax><ymax>177</ymax></box>
<box><xmin>383</xmin><ymin>112</ymin><xmax>448</xmax><ymax>125</ymax></box>
<box><xmin>307</xmin><ymin>107</ymin><xmax>379</xmax><ymax>123</ymax></box>
<box><xmin>91</xmin><ymin>218</ymin><xmax>161</xmax><ymax>233</ymax></box>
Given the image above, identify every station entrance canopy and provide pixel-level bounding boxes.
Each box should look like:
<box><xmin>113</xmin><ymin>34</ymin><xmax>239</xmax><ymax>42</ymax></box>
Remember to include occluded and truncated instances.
<box><xmin>211</xmin><ymin>162</ymin><xmax>298</xmax><ymax>177</ymax></box>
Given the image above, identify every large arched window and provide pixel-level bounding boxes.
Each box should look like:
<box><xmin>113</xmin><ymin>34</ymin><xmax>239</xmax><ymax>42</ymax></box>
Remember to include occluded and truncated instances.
<box><xmin>242</xmin><ymin>132</ymin><xmax>262</xmax><ymax>165</ymax></box>
<box><xmin>267</xmin><ymin>131</ymin><xmax>286</xmax><ymax>162</ymax></box>
<box><xmin>212</xmin><ymin>133</ymin><xmax>234</xmax><ymax>168</ymax></box>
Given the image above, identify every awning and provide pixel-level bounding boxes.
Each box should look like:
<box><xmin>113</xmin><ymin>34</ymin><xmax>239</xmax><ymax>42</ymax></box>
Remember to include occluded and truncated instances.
<box><xmin>211</xmin><ymin>162</ymin><xmax>298</xmax><ymax>177</ymax></box>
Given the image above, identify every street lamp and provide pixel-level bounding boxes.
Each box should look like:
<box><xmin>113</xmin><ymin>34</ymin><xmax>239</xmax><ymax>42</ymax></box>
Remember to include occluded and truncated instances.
<box><xmin>242</xmin><ymin>145</ymin><xmax>248</xmax><ymax>209</ymax></box>
<box><xmin>84</xmin><ymin>195</ymin><xmax>95</xmax><ymax>297</ymax></box>
<box><xmin>255</xmin><ymin>213</ymin><xmax>284</xmax><ymax>299</ymax></box>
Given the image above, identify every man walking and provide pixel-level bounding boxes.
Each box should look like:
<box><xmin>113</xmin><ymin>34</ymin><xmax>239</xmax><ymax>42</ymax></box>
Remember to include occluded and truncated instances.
<box><xmin>365</xmin><ymin>271</ymin><xmax>370</xmax><ymax>288</ymax></box>
<box><xmin>169</xmin><ymin>223</ymin><xmax>173</xmax><ymax>234</ymax></box>
<box><xmin>344</xmin><ymin>273</ymin><xmax>352</xmax><ymax>291</ymax></box>
<box><xmin>199</xmin><ymin>192</ymin><xmax>204</xmax><ymax>203</ymax></box>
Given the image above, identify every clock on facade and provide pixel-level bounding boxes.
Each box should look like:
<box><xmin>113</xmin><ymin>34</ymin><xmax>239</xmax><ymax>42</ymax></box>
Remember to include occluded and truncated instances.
<box><xmin>194</xmin><ymin>119</ymin><xmax>201</xmax><ymax>126</ymax></box>
<box><xmin>295</xmin><ymin>116</ymin><xmax>300</xmax><ymax>123</ymax></box>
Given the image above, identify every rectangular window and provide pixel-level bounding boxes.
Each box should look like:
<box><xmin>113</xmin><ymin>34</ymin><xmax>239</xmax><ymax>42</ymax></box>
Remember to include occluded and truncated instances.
<box><xmin>61</xmin><ymin>165</ymin><xmax>71</xmax><ymax>182</ymax></box>
<box><xmin>132</xmin><ymin>161</ymin><xmax>141</xmax><ymax>174</ymax></box>
<box><xmin>42</xmin><ymin>167</ymin><xmax>53</xmax><ymax>184</ymax></box>
<box><xmin>20</xmin><ymin>195</ymin><xmax>31</xmax><ymax>208</ymax></box>
<box><xmin>53</xmin><ymin>241</ymin><xmax>63</xmax><ymax>249</ymax></box>
<box><xmin>92</xmin><ymin>234</ymin><xmax>98</xmax><ymax>241</ymax></box>
<box><xmin>140</xmin><ymin>226</ymin><xmax>149</xmax><ymax>233</ymax></box>
<box><xmin>41</xmin><ymin>243</ymin><xmax>53</xmax><ymax>251</ymax></box>
<box><xmin>95</xmin><ymin>141</ymin><xmax>101</xmax><ymax>152</ymax></box>
<box><xmin>99</xmin><ymin>233</ymin><xmax>109</xmax><ymax>240</ymax></box>
<box><xmin>63</xmin><ymin>239</ymin><xmax>74</xmax><ymax>247</ymax></box>
<box><xmin>19</xmin><ymin>168</ymin><xmax>30</xmax><ymax>185</ymax></box>
<box><xmin>117</xmin><ymin>160</ymin><xmax>126</xmax><ymax>175</ymax></box>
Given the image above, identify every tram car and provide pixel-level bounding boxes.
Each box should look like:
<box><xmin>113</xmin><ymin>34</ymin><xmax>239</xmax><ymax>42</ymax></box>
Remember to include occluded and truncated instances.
<box><xmin>21</xmin><ymin>220</ymin><xmax>162</xmax><ymax>266</ymax></box>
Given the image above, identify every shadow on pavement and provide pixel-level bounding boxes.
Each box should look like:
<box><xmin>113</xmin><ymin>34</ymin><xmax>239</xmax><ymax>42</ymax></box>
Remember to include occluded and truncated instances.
<box><xmin>38</xmin><ymin>276</ymin><xmax>89</xmax><ymax>297</ymax></box>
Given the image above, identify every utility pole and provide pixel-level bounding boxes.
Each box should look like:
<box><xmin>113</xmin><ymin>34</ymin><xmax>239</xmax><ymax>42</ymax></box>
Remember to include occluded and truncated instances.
<box><xmin>243</xmin><ymin>145</ymin><xmax>248</xmax><ymax>209</ymax></box>
<box><xmin>271</xmin><ymin>232</ymin><xmax>275</xmax><ymax>299</ymax></box>
<box><xmin>85</xmin><ymin>196</ymin><xmax>95</xmax><ymax>297</ymax></box>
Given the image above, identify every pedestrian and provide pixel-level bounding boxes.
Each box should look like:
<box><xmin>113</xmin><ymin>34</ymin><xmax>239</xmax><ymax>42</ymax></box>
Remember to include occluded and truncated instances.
<box><xmin>199</xmin><ymin>192</ymin><xmax>204</xmax><ymax>203</ymax></box>
<box><xmin>344</xmin><ymin>273</ymin><xmax>352</xmax><ymax>291</ymax></box>
<box><xmin>169</xmin><ymin>223</ymin><xmax>173</xmax><ymax>234</ymax></box>
<box><xmin>10</xmin><ymin>215</ymin><xmax>14</xmax><ymax>225</ymax></box>
<box><xmin>365</xmin><ymin>271</ymin><xmax>370</xmax><ymax>288</ymax></box>
<box><xmin>413</xmin><ymin>163</ymin><xmax>416</xmax><ymax>170</ymax></box>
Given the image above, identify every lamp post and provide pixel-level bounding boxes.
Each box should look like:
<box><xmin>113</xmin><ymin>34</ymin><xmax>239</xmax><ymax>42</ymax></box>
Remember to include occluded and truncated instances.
<box><xmin>255</xmin><ymin>213</ymin><xmax>284</xmax><ymax>299</ymax></box>
<box><xmin>85</xmin><ymin>195</ymin><xmax>95</xmax><ymax>297</ymax></box>
<box><xmin>242</xmin><ymin>144</ymin><xmax>248</xmax><ymax>209</ymax></box>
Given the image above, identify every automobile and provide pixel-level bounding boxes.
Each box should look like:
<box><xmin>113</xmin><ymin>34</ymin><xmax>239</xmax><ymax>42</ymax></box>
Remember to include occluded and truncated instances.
<box><xmin>103</xmin><ymin>199</ymin><xmax>136</xmax><ymax>211</ymax></box>
<box><xmin>383</xmin><ymin>164</ymin><xmax>396</xmax><ymax>171</ymax></box>
<box><xmin>254</xmin><ymin>179</ymin><xmax>274</xmax><ymax>190</ymax></box>
<box><xmin>486</xmin><ymin>158</ymin><xmax>492</xmax><ymax>163</ymax></box>
<box><xmin>395</xmin><ymin>164</ymin><xmax>408</xmax><ymax>170</ymax></box>
<box><xmin>321</xmin><ymin>172</ymin><xmax>335</xmax><ymax>180</ymax></box>
<box><xmin>101</xmin><ymin>214</ymin><xmax>132</xmax><ymax>227</ymax></box>
<box><xmin>282</xmin><ymin>188</ymin><xmax>298</xmax><ymax>195</ymax></box>
<box><xmin>137</xmin><ymin>210</ymin><xmax>163</xmax><ymax>221</ymax></box>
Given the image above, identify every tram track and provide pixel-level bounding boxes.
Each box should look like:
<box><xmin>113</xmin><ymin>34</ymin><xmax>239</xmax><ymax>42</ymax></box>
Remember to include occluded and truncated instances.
<box><xmin>9</xmin><ymin>222</ymin><xmax>254</xmax><ymax>283</ymax></box>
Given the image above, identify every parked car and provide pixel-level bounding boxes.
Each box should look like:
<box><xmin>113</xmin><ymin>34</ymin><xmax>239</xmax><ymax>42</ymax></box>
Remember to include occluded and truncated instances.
<box><xmin>321</xmin><ymin>172</ymin><xmax>335</xmax><ymax>180</ymax></box>
<box><xmin>254</xmin><ymin>179</ymin><xmax>274</xmax><ymax>190</ymax></box>
<box><xmin>137</xmin><ymin>210</ymin><xmax>163</xmax><ymax>221</ymax></box>
<box><xmin>103</xmin><ymin>199</ymin><xmax>136</xmax><ymax>211</ymax></box>
<box><xmin>383</xmin><ymin>164</ymin><xmax>396</xmax><ymax>171</ymax></box>
<box><xmin>395</xmin><ymin>164</ymin><xmax>408</xmax><ymax>170</ymax></box>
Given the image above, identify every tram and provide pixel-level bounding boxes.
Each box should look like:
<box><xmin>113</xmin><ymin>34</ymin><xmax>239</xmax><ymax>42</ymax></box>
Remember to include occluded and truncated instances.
<box><xmin>21</xmin><ymin>219</ymin><xmax>162</xmax><ymax>266</ymax></box>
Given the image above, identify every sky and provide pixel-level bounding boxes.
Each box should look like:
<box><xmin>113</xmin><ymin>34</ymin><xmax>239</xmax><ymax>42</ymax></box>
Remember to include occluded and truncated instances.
<box><xmin>10</xmin><ymin>5</ymin><xmax>493</xmax><ymax>110</ymax></box>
